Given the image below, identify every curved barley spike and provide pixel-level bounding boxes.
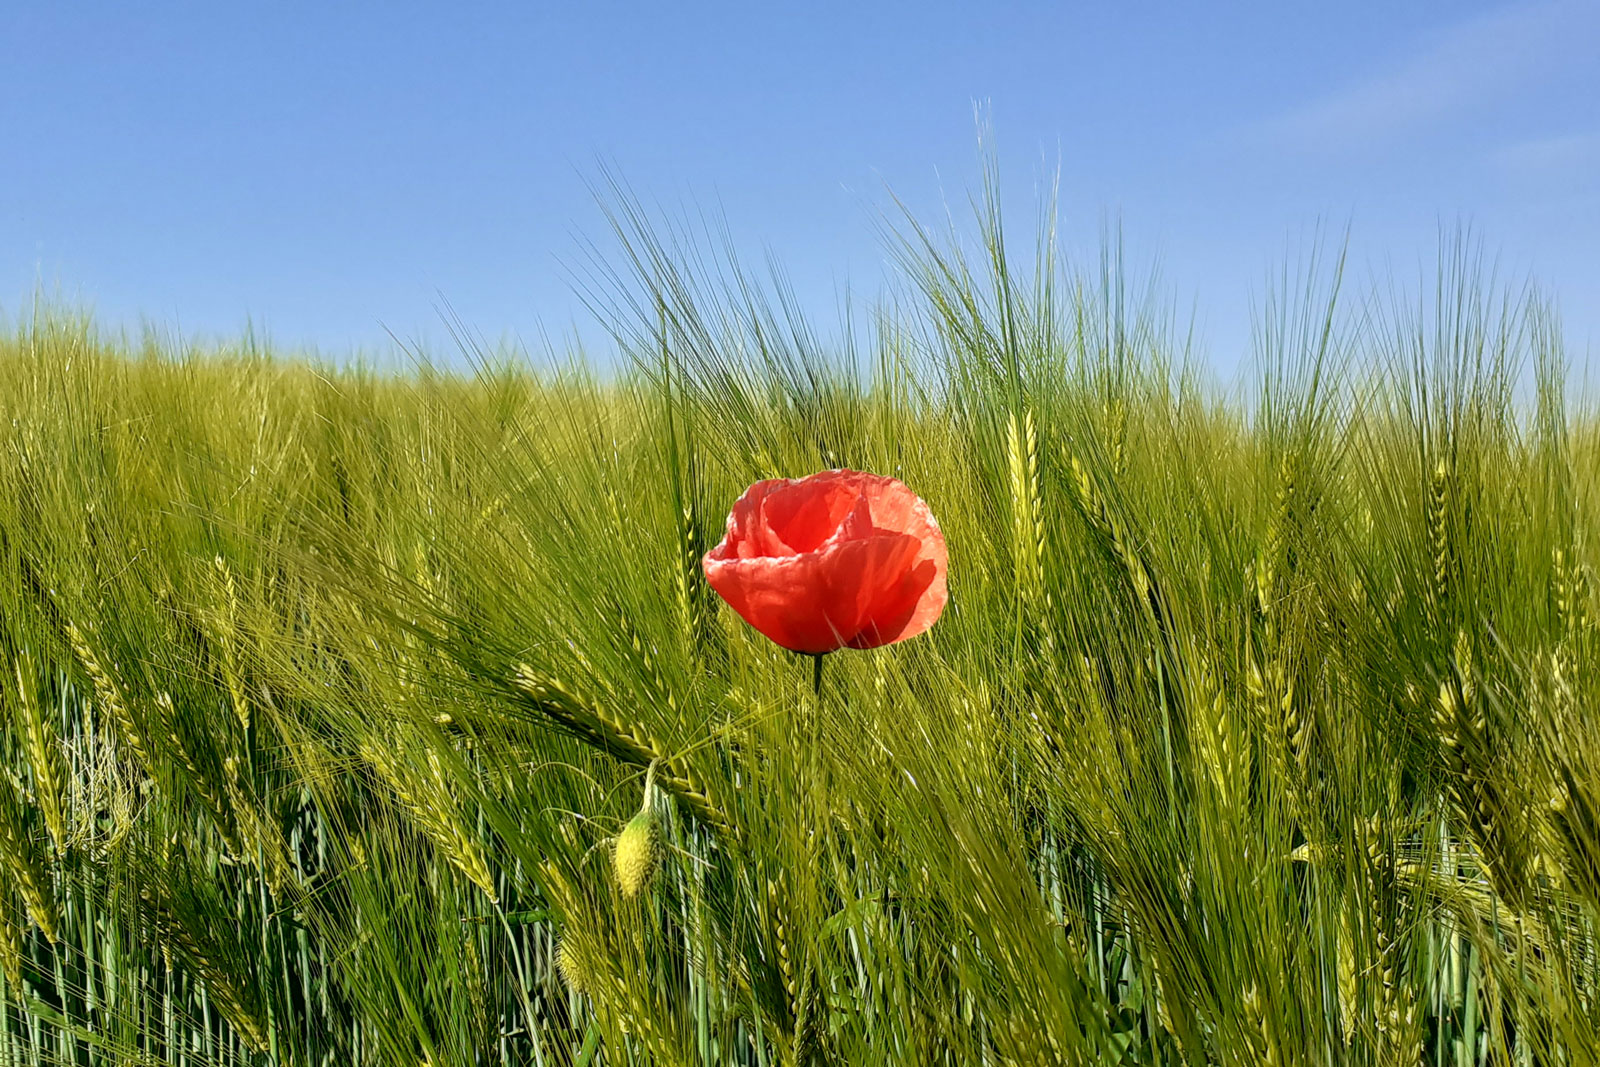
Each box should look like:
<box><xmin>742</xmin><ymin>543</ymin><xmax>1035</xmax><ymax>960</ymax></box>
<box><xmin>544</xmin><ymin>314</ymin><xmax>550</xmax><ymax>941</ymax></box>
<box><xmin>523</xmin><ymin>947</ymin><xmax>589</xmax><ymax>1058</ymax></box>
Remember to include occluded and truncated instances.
<box><xmin>357</xmin><ymin>737</ymin><xmax>497</xmax><ymax>902</ymax></box>
<box><xmin>11</xmin><ymin>652</ymin><xmax>66</xmax><ymax>857</ymax></box>
<box><xmin>1069</xmin><ymin>454</ymin><xmax>1159</xmax><ymax>623</ymax></box>
<box><xmin>220</xmin><ymin>756</ymin><xmax>298</xmax><ymax>896</ymax></box>
<box><xmin>66</xmin><ymin>622</ymin><xmax>157</xmax><ymax>780</ymax></box>
<box><xmin>1240</xmin><ymin>983</ymin><xmax>1283</xmax><ymax>1067</ymax></box>
<box><xmin>0</xmin><ymin>781</ymin><xmax>56</xmax><ymax>943</ymax></box>
<box><xmin>673</xmin><ymin>497</ymin><xmax>707</xmax><ymax>657</ymax></box>
<box><xmin>1248</xmin><ymin>650</ymin><xmax>1306</xmax><ymax>822</ymax></box>
<box><xmin>1355</xmin><ymin>814</ymin><xmax>1423</xmax><ymax>1063</ymax></box>
<box><xmin>1104</xmin><ymin>396</ymin><xmax>1127</xmax><ymax>478</ymax></box>
<box><xmin>513</xmin><ymin>665</ymin><xmax>737</xmax><ymax>843</ymax></box>
<box><xmin>0</xmin><ymin>889</ymin><xmax>24</xmax><ymax>990</ymax></box>
<box><xmin>138</xmin><ymin>882</ymin><xmax>270</xmax><ymax>1053</ymax></box>
<box><xmin>790</xmin><ymin>963</ymin><xmax>822</xmax><ymax>1067</ymax></box>
<box><xmin>1548</xmin><ymin>762</ymin><xmax>1600</xmax><ymax>910</ymax></box>
<box><xmin>1188</xmin><ymin>648</ymin><xmax>1247</xmax><ymax>817</ymax></box>
<box><xmin>1434</xmin><ymin>633</ymin><xmax>1530</xmax><ymax>911</ymax></box>
<box><xmin>1553</xmin><ymin>545</ymin><xmax>1593</xmax><ymax>648</ymax></box>
<box><xmin>152</xmin><ymin>691</ymin><xmax>244</xmax><ymax>859</ymax></box>
<box><xmin>1006</xmin><ymin>408</ymin><xmax>1045</xmax><ymax>603</ymax></box>
<box><xmin>1007</xmin><ymin>408</ymin><xmax>1056</xmax><ymax>665</ymax></box>
<box><xmin>621</xmin><ymin>615</ymin><xmax>679</xmax><ymax>715</ymax></box>
<box><xmin>766</xmin><ymin>874</ymin><xmax>798</xmax><ymax>1006</ymax></box>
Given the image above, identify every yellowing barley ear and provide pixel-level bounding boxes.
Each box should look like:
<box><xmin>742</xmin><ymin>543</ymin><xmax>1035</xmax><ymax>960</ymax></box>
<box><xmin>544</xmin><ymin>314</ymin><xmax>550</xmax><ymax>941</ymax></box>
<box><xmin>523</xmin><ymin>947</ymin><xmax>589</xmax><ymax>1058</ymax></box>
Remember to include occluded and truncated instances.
<box><xmin>12</xmin><ymin>652</ymin><xmax>66</xmax><ymax>858</ymax></box>
<box><xmin>0</xmin><ymin>891</ymin><xmax>24</xmax><ymax>990</ymax></box>
<box><xmin>613</xmin><ymin>761</ymin><xmax>663</xmax><ymax>900</ymax></box>
<box><xmin>1005</xmin><ymin>407</ymin><xmax>1044</xmax><ymax>605</ymax></box>
<box><xmin>67</xmin><ymin>622</ymin><xmax>157</xmax><ymax>778</ymax></box>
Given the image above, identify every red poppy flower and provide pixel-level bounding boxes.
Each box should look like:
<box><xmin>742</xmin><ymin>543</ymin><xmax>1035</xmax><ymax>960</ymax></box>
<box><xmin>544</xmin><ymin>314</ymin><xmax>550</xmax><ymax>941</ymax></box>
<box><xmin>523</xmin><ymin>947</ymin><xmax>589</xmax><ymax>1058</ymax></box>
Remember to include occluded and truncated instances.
<box><xmin>702</xmin><ymin>470</ymin><xmax>948</xmax><ymax>654</ymax></box>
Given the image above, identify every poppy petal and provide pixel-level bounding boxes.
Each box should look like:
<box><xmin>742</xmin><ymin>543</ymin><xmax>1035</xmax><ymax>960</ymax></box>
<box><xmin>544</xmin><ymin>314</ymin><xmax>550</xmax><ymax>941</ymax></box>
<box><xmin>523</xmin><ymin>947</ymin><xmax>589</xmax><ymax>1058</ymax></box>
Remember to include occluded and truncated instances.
<box><xmin>760</xmin><ymin>477</ymin><xmax>858</xmax><ymax>554</ymax></box>
<box><xmin>703</xmin><ymin>469</ymin><xmax>948</xmax><ymax>654</ymax></box>
<box><xmin>703</xmin><ymin>551</ymin><xmax>840</xmax><ymax>652</ymax></box>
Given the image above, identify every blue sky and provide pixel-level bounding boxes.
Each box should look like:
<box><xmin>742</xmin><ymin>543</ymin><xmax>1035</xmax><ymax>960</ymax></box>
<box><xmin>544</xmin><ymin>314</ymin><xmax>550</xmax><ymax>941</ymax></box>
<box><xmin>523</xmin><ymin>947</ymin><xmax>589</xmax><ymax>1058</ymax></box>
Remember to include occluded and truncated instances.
<box><xmin>4</xmin><ymin>1</ymin><xmax>1597</xmax><ymax>377</ymax></box>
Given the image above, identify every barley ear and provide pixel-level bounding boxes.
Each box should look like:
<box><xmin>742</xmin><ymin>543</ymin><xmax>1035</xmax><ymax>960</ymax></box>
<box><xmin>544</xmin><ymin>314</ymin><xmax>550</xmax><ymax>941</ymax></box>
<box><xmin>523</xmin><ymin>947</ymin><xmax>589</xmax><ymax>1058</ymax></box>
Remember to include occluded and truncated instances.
<box><xmin>513</xmin><ymin>666</ymin><xmax>735</xmax><ymax>841</ymax></box>
<box><xmin>0</xmin><ymin>889</ymin><xmax>25</xmax><ymax>990</ymax></box>
<box><xmin>1006</xmin><ymin>408</ymin><xmax>1045</xmax><ymax>606</ymax></box>
<box><xmin>10</xmin><ymin>652</ymin><xmax>66</xmax><ymax>857</ymax></box>
<box><xmin>1428</xmin><ymin>457</ymin><xmax>1451</xmax><ymax>611</ymax></box>
<box><xmin>1434</xmin><ymin>632</ymin><xmax>1530</xmax><ymax>910</ymax></box>
<box><xmin>67</xmin><ymin>622</ymin><xmax>157</xmax><ymax>779</ymax></box>
<box><xmin>0</xmin><ymin>779</ymin><xmax>56</xmax><ymax>943</ymax></box>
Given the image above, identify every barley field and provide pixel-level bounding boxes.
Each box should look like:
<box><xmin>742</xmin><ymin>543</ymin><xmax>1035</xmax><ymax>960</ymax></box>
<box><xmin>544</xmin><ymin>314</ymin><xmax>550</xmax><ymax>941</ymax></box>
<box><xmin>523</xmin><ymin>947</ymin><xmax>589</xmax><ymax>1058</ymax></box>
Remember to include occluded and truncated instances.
<box><xmin>1</xmin><ymin>203</ymin><xmax>1597</xmax><ymax>1066</ymax></box>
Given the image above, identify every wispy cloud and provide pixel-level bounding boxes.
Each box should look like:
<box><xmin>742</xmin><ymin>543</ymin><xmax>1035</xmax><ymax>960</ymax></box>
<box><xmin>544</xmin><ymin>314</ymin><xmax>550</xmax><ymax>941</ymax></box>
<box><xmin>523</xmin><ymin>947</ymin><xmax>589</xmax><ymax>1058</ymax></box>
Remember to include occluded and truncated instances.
<box><xmin>1255</xmin><ymin>1</ymin><xmax>1598</xmax><ymax>152</ymax></box>
<box><xmin>1493</xmin><ymin>131</ymin><xmax>1600</xmax><ymax>178</ymax></box>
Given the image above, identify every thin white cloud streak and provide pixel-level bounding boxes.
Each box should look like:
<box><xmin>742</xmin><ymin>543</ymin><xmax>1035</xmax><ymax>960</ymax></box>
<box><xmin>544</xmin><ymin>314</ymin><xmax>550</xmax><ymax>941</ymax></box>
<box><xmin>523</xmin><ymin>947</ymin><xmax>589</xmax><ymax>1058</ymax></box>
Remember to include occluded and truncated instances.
<box><xmin>1253</xmin><ymin>1</ymin><xmax>1599</xmax><ymax>152</ymax></box>
<box><xmin>1493</xmin><ymin>131</ymin><xmax>1600</xmax><ymax>178</ymax></box>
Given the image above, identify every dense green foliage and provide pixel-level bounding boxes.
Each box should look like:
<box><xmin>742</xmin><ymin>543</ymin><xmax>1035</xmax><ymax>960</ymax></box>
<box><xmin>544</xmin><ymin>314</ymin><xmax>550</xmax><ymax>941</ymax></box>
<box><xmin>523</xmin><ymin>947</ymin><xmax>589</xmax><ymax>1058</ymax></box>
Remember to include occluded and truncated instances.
<box><xmin>1</xmin><ymin>205</ymin><xmax>1598</xmax><ymax>1065</ymax></box>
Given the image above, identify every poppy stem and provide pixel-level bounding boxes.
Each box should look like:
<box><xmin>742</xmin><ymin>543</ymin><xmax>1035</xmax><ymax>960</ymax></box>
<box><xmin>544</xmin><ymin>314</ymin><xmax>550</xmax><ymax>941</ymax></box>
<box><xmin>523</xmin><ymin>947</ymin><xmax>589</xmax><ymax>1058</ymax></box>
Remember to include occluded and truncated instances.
<box><xmin>810</xmin><ymin>653</ymin><xmax>824</xmax><ymax>697</ymax></box>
